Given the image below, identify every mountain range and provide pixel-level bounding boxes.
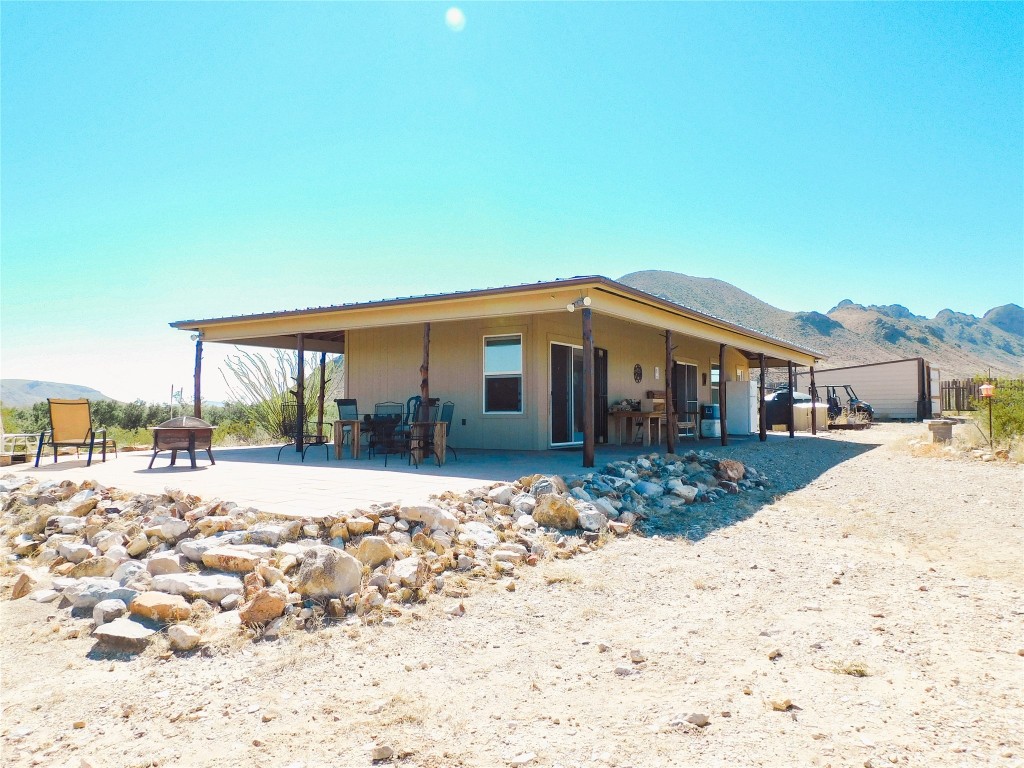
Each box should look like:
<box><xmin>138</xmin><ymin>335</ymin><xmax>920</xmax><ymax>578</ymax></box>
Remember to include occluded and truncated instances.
<box><xmin>0</xmin><ymin>380</ymin><xmax>114</xmax><ymax>409</ymax></box>
<box><xmin>619</xmin><ymin>270</ymin><xmax>1023</xmax><ymax>379</ymax></box>
<box><xmin>3</xmin><ymin>275</ymin><xmax>1020</xmax><ymax>407</ymax></box>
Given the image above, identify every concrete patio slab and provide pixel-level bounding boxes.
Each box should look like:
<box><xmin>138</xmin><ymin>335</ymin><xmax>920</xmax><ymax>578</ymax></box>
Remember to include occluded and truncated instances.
<box><xmin>4</xmin><ymin>441</ymin><xmax>721</xmax><ymax>517</ymax></box>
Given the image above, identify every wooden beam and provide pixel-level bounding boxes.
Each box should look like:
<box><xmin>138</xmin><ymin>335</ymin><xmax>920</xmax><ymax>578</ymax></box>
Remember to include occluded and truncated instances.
<box><xmin>809</xmin><ymin>365</ymin><xmax>817</xmax><ymax>435</ymax></box>
<box><xmin>758</xmin><ymin>353</ymin><xmax>766</xmax><ymax>442</ymax></box>
<box><xmin>193</xmin><ymin>338</ymin><xmax>203</xmax><ymax>419</ymax></box>
<box><xmin>665</xmin><ymin>330</ymin><xmax>675</xmax><ymax>455</ymax></box>
<box><xmin>719</xmin><ymin>343</ymin><xmax>729</xmax><ymax>446</ymax></box>
<box><xmin>788</xmin><ymin>360</ymin><xmax>795</xmax><ymax>439</ymax></box>
<box><xmin>296</xmin><ymin>333</ymin><xmax>305</xmax><ymax>453</ymax></box>
<box><xmin>317</xmin><ymin>352</ymin><xmax>327</xmax><ymax>438</ymax></box>
<box><xmin>419</xmin><ymin>322</ymin><xmax>430</xmax><ymax>420</ymax></box>
<box><xmin>582</xmin><ymin>307</ymin><xmax>595</xmax><ymax>468</ymax></box>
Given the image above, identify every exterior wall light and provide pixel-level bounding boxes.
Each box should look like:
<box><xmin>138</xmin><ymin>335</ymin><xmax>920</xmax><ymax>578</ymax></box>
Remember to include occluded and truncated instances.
<box><xmin>566</xmin><ymin>296</ymin><xmax>592</xmax><ymax>313</ymax></box>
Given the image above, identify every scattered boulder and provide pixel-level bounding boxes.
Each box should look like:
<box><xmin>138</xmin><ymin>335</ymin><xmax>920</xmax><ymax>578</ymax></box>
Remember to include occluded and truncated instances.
<box><xmin>716</xmin><ymin>459</ymin><xmax>745</xmax><ymax>482</ymax></box>
<box><xmin>92</xmin><ymin>617</ymin><xmax>155</xmax><ymax>652</ymax></box>
<box><xmin>201</xmin><ymin>547</ymin><xmax>261</xmax><ymax>573</ymax></box>
<box><xmin>533</xmin><ymin>495</ymin><xmax>579</xmax><ymax>530</ymax></box>
<box><xmin>239</xmin><ymin>586</ymin><xmax>287</xmax><ymax>625</ymax></box>
<box><xmin>151</xmin><ymin>573</ymin><xmax>244</xmax><ymax>603</ymax></box>
<box><xmin>92</xmin><ymin>598</ymin><xmax>127</xmax><ymax>626</ymax></box>
<box><xmin>295</xmin><ymin>545</ymin><xmax>361</xmax><ymax>599</ymax></box>
<box><xmin>356</xmin><ymin>536</ymin><xmax>395</xmax><ymax>569</ymax></box>
<box><xmin>130</xmin><ymin>591</ymin><xmax>192</xmax><ymax>622</ymax></box>
<box><xmin>167</xmin><ymin>624</ymin><xmax>202</xmax><ymax>652</ymax></box>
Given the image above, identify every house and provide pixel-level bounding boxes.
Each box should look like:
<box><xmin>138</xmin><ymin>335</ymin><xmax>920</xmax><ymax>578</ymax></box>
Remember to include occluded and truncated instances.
<box><xmin>795</xmin><ymin>357</ymin><xmax>940</xmax><ymax>421</ymax></box>
<box><xmin>171</xmin><ymin>276</ymin><xmax>823</xmax><ymax>465</ymax></box>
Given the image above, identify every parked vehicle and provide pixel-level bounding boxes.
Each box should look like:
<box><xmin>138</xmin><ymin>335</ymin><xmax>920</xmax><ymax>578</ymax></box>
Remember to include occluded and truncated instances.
<box><xmin>763</xmin><ymin>388</ymin><xmax>811</xmax><ymax>427</ymax></box>
<box><xmin>813</xmin><ymin>385</ymin><xmax>874</xmax><ymax>422</ymax></box>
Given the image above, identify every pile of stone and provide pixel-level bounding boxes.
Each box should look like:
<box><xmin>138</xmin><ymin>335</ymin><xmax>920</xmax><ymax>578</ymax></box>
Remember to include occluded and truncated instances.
<box><xmin>0</xmin><ymin>451</ymin><xmax>763</xmax><ymax>655</ymax></box>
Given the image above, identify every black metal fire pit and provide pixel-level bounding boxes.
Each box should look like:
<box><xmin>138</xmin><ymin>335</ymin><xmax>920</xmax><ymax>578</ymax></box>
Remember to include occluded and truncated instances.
<box><xmin>148</xmin><ymin>416</ymin><xmax>216</xmax><ymax>469</ymax></box>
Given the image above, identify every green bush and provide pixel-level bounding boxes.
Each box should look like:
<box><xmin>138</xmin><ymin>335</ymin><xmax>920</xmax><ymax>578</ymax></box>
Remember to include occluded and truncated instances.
<box><xmin>971</xmin><ymin>380</ymin><xmax>1024</xmax><ymax>445</ymax></box>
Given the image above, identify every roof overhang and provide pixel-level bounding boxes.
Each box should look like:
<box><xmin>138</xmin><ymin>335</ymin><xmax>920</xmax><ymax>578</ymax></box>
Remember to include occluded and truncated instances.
<box><xmin>171</xmin><ymin>276</ymin><xmax>822</xmax><ymax>366</ymax></box>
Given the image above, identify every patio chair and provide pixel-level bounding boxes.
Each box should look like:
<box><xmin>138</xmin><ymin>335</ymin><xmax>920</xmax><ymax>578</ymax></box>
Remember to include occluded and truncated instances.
<box><xmin>276</xmin><ymin>402</ymin><xmax>331</xmax><ymax>462</ymax></box>
<box><xmin>676</xmin><ymin>411</ymin><xmax>698</xmax><ymax>441</ymax></box>
<box><xmin>34</xmin><ymin>398</ymin><xmax>118</xmax><ymax>467</ymax></box>
<box><xmin>437</xmin><ymin>400</ymin><xmax>458</xmax><ymax>460</ymax></box>
<box><xmin>334</xmin><ymin>398</ymin><xmax>364</xmax><ymax>452</ymax></box>
<box><xmin>408</xmin><ymin>420</ymin><xmax>442</xmax><ymax>467</ymax></box>
<box><xmin>366</xmin><ymin>414</ymin><xmax>406</xmax><ymax>466</ymax></box>
<box><xmin>366</xmin><ymin>402</ymin><xmax>403</xmax><ymax>460</ymax></box>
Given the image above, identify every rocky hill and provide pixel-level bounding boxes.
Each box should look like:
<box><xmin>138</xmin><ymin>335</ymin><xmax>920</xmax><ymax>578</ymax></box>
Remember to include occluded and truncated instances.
<box><xmin>619</xmin><ymin>271</ymin><xmax>1023</xmax><ymax>378</ymax></box>
<box><xmin>0</xmin><ymin>380</ymin><xmax>114</xmax><ymax>409</ymax></box>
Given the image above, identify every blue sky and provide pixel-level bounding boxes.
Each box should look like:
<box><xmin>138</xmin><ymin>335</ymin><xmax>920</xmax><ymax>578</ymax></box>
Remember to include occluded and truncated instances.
<box><xmin>2</xmin><ymin>2</ymin><xmax>1021</xmax><ymax>403</ymax></box>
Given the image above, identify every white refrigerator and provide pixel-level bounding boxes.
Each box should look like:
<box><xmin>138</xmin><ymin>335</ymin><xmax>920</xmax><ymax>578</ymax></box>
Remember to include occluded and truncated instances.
<box><xmin>725</xmin><ymin>380</ymin><xmax>759</xmax><ymax>435</ymax></box>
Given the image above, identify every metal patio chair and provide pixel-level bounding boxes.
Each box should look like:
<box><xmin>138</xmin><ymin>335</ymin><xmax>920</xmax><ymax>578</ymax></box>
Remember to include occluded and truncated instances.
<box><xmin>35</xmin><ymin>398</ymin><xmax>117</xmax><ymax>467</ymax></box>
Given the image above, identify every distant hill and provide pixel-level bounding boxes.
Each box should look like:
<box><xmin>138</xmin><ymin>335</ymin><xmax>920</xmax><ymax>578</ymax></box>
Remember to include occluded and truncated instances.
<box><xmin>1</xmin><ymin>380</ymin><xmax>115</xmax><ymax>409</ymax></box>
<box><xmin>618</xmin><ymin>271</ymin><xmax>1024</xmax><ymax>379</ymax></box>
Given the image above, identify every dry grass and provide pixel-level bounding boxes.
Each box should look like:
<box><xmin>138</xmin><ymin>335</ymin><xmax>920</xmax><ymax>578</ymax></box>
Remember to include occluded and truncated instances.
<box><xmin>544</xmin><ymin>568</ymin><xmax>581</xmax><ymax>586</ymax></box>
<box><xmin>830</xmin><ymin>660</ymin><xmax>870</xmax><ymax>677</ymax></box>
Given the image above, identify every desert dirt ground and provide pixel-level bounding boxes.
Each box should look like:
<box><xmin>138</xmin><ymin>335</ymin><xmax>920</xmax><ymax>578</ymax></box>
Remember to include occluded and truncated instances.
<box><xmin>1</xmin><ymin>422</ymin><xmax>1022</xmax><ymax>768</ymax></box>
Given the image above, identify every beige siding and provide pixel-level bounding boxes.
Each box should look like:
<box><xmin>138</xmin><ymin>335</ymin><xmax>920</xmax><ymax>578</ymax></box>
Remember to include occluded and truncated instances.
<box><xmin>347</xmin><ymin>313</ymin><xmax>756</xmax><ymax>451</ymax></box>
<box><xmin>796</xmin><ymin>359</ymin><xmax>924</xmax><ymax>420</ymax></box>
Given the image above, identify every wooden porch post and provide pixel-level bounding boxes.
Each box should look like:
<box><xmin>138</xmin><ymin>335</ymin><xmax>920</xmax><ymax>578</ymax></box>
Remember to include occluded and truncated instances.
<box><xmin>193</xmin><ymin>337</ymin><xmax>203</xmax><ymax>419</ymax></box>
<box><xmin>758</xmin><ymin>353</ymin><xmax>767</xmax><ymax>442</ymax></box>
<box><xmin>809</xmin><ymin>365</ymin><xmax>818</xmax><ymax>435</ymax></box>
<box><xmin>787</xmin><ymin>360</ymin><xmax>795</xmax><ymax>439</ymax></box>
<box><xmin>582</xmin><ymin>307</ymin><xmax>595</xmax><ymax>468</ymax></box>
<box><xmin>317</xmin><ymin>352</ymin><xmax>327</xmax><ymax>437</ymax></box>
<box><xmin>419</xmin><ymin>323</ymin><xmax>430</xmax><ymax>421</ymax></box>
<box><xmin>665</xmin><ymin>330</ymin><xmax>675</xmax><ymax>455</ymax></box>
<box><xmin>718</xmin><ymin>343</ymin><xmax>729</xmax><ymax>446</ymax></box>
<box><xmin>295</xmin><ymin>333</ymin><xmax>305</xmax><ymax>453</ymax></box>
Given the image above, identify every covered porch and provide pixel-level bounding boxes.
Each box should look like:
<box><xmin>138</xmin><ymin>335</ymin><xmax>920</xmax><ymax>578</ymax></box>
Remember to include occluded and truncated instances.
<box><xmin>171</xmin><ymin>276</ymin><xmax>823</xmax><ymax>467</ymax></box>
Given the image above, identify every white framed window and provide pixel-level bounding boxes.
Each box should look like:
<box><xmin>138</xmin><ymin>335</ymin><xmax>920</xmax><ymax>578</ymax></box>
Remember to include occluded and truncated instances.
<box><xmin>483</xmin><ymin>334</ymin><xmax>523</xmax><ymax>413</ymax></box>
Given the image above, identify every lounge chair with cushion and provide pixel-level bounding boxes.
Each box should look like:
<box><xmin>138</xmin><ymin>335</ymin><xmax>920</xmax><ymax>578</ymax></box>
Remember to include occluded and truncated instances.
<box><xmin>34</xmin><ymin>398</ymin><xmax>117</xmax><ymax>467</ymax></box>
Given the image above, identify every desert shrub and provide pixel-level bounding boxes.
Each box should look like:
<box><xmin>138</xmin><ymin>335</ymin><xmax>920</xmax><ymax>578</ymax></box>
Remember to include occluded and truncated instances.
<box><xmin>971</xmin><ymin>380</ymin><xmax>1024</xmax><ymax>445</ymax></box>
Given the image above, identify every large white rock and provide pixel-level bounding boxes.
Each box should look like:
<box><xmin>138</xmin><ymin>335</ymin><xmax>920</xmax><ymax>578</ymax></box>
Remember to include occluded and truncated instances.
<box><xmin>576</xmin><ymin>505</ymin><xmax>608</xmax><ymax>533</ymax></box>
<box><xmin>201</xmin><ymin>546</ymin><xmax>261</xmax><ymax>572</ymax></box>
<box><xmin>487</xmin><ymin>485</ymin><xmax>516</xmax><ymax>506</ymax></box>
<box><xmin>230</xmin><ymin>521</ymin><xmax>300</xmax><ymax>547</ymax></box>
<box><xmin>93</xmin><ymin>598</ymin><xmax>127</xmax><ymax>626</ymax></box>
<box><xmin>396</xmin><ymin>504</ymin><xmax>457</xmax><ymax>532</ymax></box>
<box><xmin>93</xmin><ymin>531</ymin><xmax>124</xmax><ymax>553</ymax></box>
<box><xmin>457</xmin><ymin>521</ymin><xmax>499</xmax><ymax>549</ymax></box>
<box><xmin>168</xmin><ymin>624</ymin><xmax>202</xmax><ymax>651</ymax></box>
<box><xmin>92</xmin><ymin>617</ymin><xmax>154</xmax><ymax>651</ymax></box>
<box><xmin>391</xmin><ymin>556</ymin><xmax>428</xmax><ymax>588</ymax></box>
<box><xmin>57</xmin><ymin>542</ymin><xmax>98</xmax><ymax>564</ymax></box>
<box><xmin>159</xmin><ymin>519</ymin><xmax>191</xmax><ymax>541</ymax></box>
<box><xmin>151</xmin><ymin>573</ymin><xmax>244</xmax><ymax>603</ymax></box>
<box><xmin>113</xmin><ymin>560</ymin><xmax>147</xmax><ymax>585</ymax></box>
<box><xmin>590</xmin><ymin>496</ymin><xmax>620</xmax><ymax>518</ymax></box>
<box><xmin>56</xmin><ymin>490</ymin><xmax>98</xmax><ymax>517</ymax></box>
<box><xmin>177</xmin><ymin>532</ymin><xmax>236</xmax><ymax>562</ymax></box>
<box><xmin>510</xmin><ymin>493</ymin><xmax>537</xmax><ymax>518</ymax></box>
<box><xmin>294</xmin><ymin>545</ymin><xmax>362</xmax><ymax>599</ymax></box>
<box><xmin>634</xmin><ymin>480</ymin><xmax>665</xmax><ymax>498</ymax></box>
<box><xmin>147</xmin><ymin>552</ymin><xmax>186</xmax><ymax>576</ymax></box>
<box><xmin>64</xmin><ymin>577</ymin><xmax>121</xmax><ymax>610</ymax></box>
